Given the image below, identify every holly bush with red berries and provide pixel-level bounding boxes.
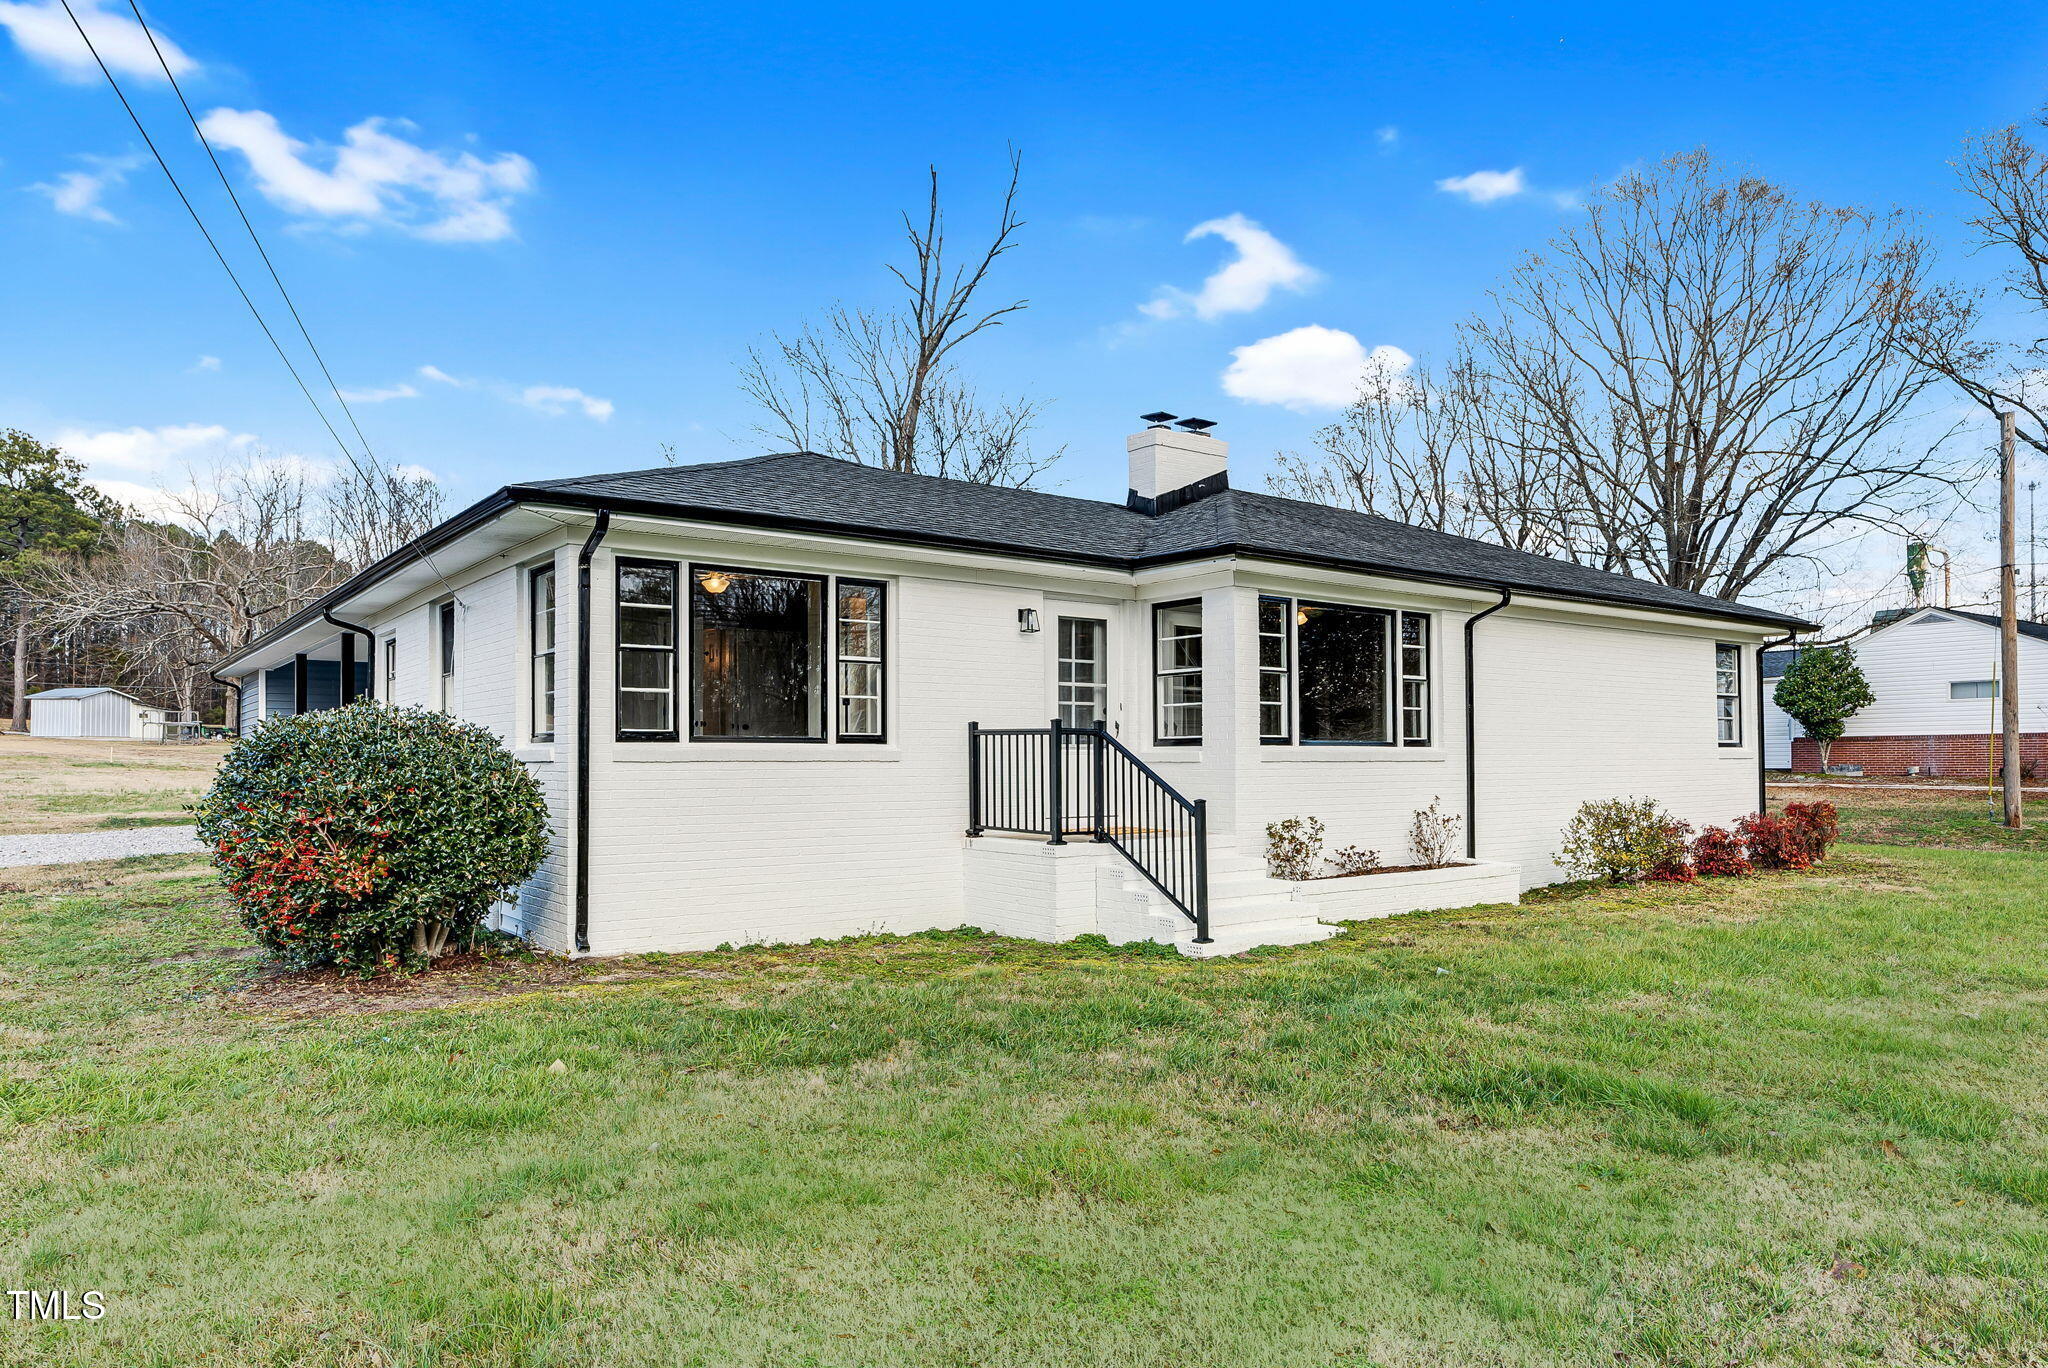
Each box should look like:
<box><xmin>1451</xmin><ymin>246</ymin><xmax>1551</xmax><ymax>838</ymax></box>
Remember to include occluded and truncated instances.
<box><xmin>195</xmin><ymin>703</ymin><xmax>550</xmax><ymax>975</ymax></box>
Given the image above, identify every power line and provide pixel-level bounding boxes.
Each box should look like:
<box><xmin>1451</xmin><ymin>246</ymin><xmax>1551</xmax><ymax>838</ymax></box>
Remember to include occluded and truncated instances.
<box><xmin>123</xmin><ymin>0</ymin><xmax>384</xmax><ymax>473</ymax></box>
<box><xmin>56</xmin><ymin>0</ymin><xmax>372</xmax><ymax>484</ymax></box>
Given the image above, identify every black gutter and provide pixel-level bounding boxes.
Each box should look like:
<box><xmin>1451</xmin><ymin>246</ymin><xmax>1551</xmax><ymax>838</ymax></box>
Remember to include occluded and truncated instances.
<box><xmin>322</xmin><ymin>608</ymin><xmax>376</xmax><ymax>703</ymax></box>
<box><xmin>573</xmin><ymin>512</ymin><xmax>611</xmax><ymax>954</ymax></box>
<box><xmin>1757</xmin><ymin>632</ymin><xmax>1801</xmax><ymax>814</ymax></box>
<box><xmin>1464</xmin><ymin>588</ymin><xmax>1513</xmax><ymax>860</ymax></box>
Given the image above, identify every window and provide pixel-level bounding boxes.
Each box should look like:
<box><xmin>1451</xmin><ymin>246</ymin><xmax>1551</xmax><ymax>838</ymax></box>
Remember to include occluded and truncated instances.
<box><xmin>1058</xmin><ymin>617</ymin><xmax>1108</xmax><ymax>728</ymax></box>
<box><xmin>383</xmin><ymin>638</ymin><xmax>396</xmax><ymax>699</ymax></box>
<box><xmin>1153</xmin><ymin>600</ymin><xmax>1203</xmax><ymax>744</ymax></box>
<box><xmin>1298</xmin><ymin>602</ymin><xmax>1393</xmax><ymax>744</ymax></box>
<box><xmin>1399</xmin><ymin>611</ymin><xmax>1430</xmax><ymax>745</ymax></box>
<box><xmin>616</xmin><ymin>560</ymin><xmax>678</xmax><ymax>740</ymax></box>
<box><xmin>1715</xmin><ymin>643</ymin><xmax>1742</xmax><ymax>745</ymax></box>
<box><xmin>837</xmin><ymin>580</ymin><xmax>886</xmax><ymax>741</ymax></box>
<box><xmin>437</xmin><ymin>601</ymin><xmax>456</xmax><ymax>710</ymax></box>
<box><xmin>1258</xmin><ymin>597</ymin><xmax>1291</xmax><ymax>743</ymax></box>
<box><xmin>691</xmin><ymin>566</ymin><xmax>826</xmax><ymax>741</ymax></box>
<box><xmin>1952</xmin><ymin>679</ymin><xmax>1999</xmax><ymax>700</ymax></box>
<box><xmin>530</xmin><ymin>565</ymin><xmax>557</xmax><ymax>741</ymax></box>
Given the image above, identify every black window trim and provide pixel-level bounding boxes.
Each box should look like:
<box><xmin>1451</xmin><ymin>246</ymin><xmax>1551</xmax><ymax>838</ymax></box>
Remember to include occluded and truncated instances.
<box><xmin>683</xmin><ymin>560</ymin><xmax>844</xmax><ymax>746</ymax></box>
<box><xmin>615</xmin><ymin>557</ymin><xmax>680</xmax><ymax>743</ymax></box>
<box><xmin>1151</xmin><ymin>597</ymin><xmax>1204</xmax><ymax>747</ymax></box>
<box><xmin>835</xmin><ymin>576</ymin><xmax>888</xmax><ymax>745</ymax></box>
<box><xmin>1715</xmin><ymin>641</ymin><xmax>1743</xmax><ymax>748</ymax></box>
<box><xmin>530</xmin><ymin>562</ymin><xmax>557</xmax><ymax>743</ymax></box>
<box><xmin>1399</xmin><ymin>609</ymin><xmax>1431</xmax><ymax>748</ymax></box>
<box><xmin>1258</xmin><ymin>594</ymin><xmax>1293</xmax><ymax>746</ymax></box>
<box><xmin>1295</xmin><ymin>597</ymin><xmax>1397</xmax><ymax>748</ymax></box>
<box><xmin>436</xmin><ymin>598</ymin><xmax>456</xmax><ymax>712</ymax></box>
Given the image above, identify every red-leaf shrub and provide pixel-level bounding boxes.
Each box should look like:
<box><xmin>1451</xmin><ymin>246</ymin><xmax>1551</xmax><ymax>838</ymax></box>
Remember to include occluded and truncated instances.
<box><xmin>1737</xmin><ymin>811</ymin><xmax>1812</xmax><ymax>871</ymax></box>
<box><xmin>1691</xmin><ymin>825</ymin><xmax>1752</xmax><ymax>877</ymax></box>
<box><xmin>195</xmin><ymin>703</ymin><xmax>550</xmax><ymax>975</ymax></box>
<box><xmin>1782</xmin><ymin>800</ymin><xmax>1841</xmax><ymax>863</ymax></box>
<box><xmin>1647</xmin><ymin>821</ymin><xmax>1697</xmax><ymax>882</ymax></box>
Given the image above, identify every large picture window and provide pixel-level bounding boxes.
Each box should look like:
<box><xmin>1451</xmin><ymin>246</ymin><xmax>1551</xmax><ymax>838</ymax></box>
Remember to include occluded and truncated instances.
<box><xmin>1298</xmin><ymin>602</ymin><xmax>1392</xmax><ymax>744</ymax></box>
<box><xmin>530</xmin><ymin>565</ymin><xmax>556</xmax><ymax>741</ymax></box>
<box><xmin>1258</xmin><ymin>596</ymin><xmax>1291</xmax><ymax>743</ymax></box>
<box><xmin>836</xmin><ymin>580</ymin><xmax>886</xmax><ymax>741</ymax></box>
<box><xmin>616</xmin><ymin>560</ymin><xmax>678</xmax><ymax>740</ymax></box>
<box><xmin>1715</xmin><ymin>643</ymin><xmax>1742</xmax><ymax>745</ymax></box>
<box><xmin>691</xmin><ymin>566</ymin><xmax>826</xmax><ymax>741</ymax></box>
<box><xmin>1153</xmin><ymin>600</ymin><xmax>1203</xmax><ymax>744</ymax></box>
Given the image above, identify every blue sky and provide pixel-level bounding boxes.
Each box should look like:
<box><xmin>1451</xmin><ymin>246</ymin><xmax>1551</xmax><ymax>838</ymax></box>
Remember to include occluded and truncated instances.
<box><xmin>4</xmin><ymin>0</ymin><xmax>2047</xmax><ymax>565</ymax></box>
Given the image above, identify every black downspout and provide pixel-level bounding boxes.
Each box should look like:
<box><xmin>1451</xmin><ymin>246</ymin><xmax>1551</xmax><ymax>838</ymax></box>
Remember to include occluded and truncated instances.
<box><xmin>1757</xmin><ymin>633</ymin><xmax>1800</xmax><ymax>815</ymax></box>
<box><xmin>1463</xmin><ymin>588</ymin><xmax>1513</xmax><ymax>860</ymax></box>
<box><xmin>573</xmin><ymin>512</ymin><xmax>611</xmax><ymax>954</ymax></box>
<box><xmin>323</xmin><ymin>608</ymin><xmax>377</xmax><ymax>703</ymax></box>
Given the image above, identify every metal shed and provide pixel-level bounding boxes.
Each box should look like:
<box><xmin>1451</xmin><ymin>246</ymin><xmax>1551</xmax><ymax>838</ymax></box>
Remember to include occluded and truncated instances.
<box><xmin>26</xmin><ymin>687</ymin><xmax>166</xmax><ymax>739</ymax></box>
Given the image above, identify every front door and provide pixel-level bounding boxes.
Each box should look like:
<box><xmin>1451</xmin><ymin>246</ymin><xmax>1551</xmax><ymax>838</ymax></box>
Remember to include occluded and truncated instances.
<box><xmin>1056</xmin><ymin>616</ymin><xmax>1110</xmax><ymax>730</ymax></box>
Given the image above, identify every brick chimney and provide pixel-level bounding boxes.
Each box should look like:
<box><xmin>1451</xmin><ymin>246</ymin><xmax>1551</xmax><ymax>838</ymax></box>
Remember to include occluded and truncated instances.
<box><xmin>1127</xmin><ymin>412</ymin><xmax>1227</xmax><ymax>515</ymax></box>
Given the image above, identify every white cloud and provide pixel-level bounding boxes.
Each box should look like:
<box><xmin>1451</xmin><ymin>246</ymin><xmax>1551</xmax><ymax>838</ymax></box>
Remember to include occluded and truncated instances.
<box><xmin>391</xmin><ymin>462</ymin><xmax>439</xmax><ymax>483</ymax></box>
<box><xmin>1220</xmin><ymin>326</ymin><xmax>1413</xmax><ymax>413</ymax></box>
<box><xmin>0</xmin><ymin>0</ymin><xmax>196</xmax><ymax>82</ymax></box>
<box><xmin>519</xmin><ymin>385</ymin><xmax>613</xmax><ymax>422</ymax></box>
<box><xmin>1375</xmin><ymin>126</ymin><xmax>1400</xmax><ymax>149</ymax></box>
<box><xmin>417</xmin><ymin>364</ymin><xmax>466</xmax><ymax>386</ymax></box>
<box><xmin>54</xmin><ymin>422</ymin><xmax>255</xmax><ymax>473</ymax></box>
<box><xmin>1141</xmin><ymin>213</ymin><xmax>1319</xmax><ymax>321</ymax></box>
<box><xmin>1436</xmin><ymin>167</ymin><xmax>1528</xmax><ymax>205</ymax></box>
<box><xmin>196</xmin><ymin>109</ymin><xmax>535</xmax><ymax>243</ymax></box>
<box><xmin>191</xmin><ymin>355</ymin><xmax>221</xmax><ymax>372</ymax></box>
<box><xmin>28</xmin><ymin>152</ymin><xmax>139</xmax><ymax>223</ymax></box>
<box><xmin>337</xmin><ymin>381</ymin><xmax>419</xmax><ymax>404</ymax></box>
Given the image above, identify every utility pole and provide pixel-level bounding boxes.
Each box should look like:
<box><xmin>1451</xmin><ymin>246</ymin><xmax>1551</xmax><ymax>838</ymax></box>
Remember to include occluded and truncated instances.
<box><xmin>2031</xmin><ymin>479</ymin><xmax>2040</xmax><ymax>622</ymax></box>
<box><xmin>2001</xmin><ymin>411</ymin><xmax>2023</xmax><ymax>829</ymax></box>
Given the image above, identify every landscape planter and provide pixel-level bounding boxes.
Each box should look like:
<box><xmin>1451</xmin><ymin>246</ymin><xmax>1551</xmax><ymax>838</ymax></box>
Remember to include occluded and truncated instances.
<box><xmin>1293</xmin><ymin>859</ymin><xmax>1521</xmax><ymax>921</ymax></box>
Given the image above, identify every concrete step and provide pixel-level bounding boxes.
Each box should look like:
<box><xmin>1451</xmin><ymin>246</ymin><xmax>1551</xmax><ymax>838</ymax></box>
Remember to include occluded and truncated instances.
<box><xmin>1176</xmin><ymin>918</ymin><xmax>1344</xmax><ymax>958</ymax></box>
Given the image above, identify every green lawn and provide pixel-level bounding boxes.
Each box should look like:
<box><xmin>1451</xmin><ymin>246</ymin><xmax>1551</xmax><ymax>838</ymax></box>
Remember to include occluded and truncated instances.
<box><xmin>1774</xmin><ymin>781</ymin><xmax>2048</xmax><ymax>854</ymax></box>
<box><xmin>3</xmin><ymin>844</ymin><xmax>2047</xmax><ymax>1367</ymax></box>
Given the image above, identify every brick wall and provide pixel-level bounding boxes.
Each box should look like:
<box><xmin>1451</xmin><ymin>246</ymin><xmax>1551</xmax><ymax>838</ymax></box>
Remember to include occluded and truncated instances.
<box><xmin>1790</xmin><ymin>732</ymin><xmax>2048</xmax><ymax>778</ymax></box>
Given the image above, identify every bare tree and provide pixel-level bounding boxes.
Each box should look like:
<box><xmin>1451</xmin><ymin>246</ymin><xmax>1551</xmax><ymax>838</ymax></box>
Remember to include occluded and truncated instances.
<box><xmin>1274</xmin><ymin>151</ymin><xmax>1978</xmax><ymax>601</ymax></box>
<box><xmin>34</xmin><ymin>456</ymin><xmax>345</xmax><ymax>718</ymax></box>
<box><xmin>325</xmin><ymin>461</ymin><xmax>446</xmax><ymax>568</ymax></box>
<box><xmin>739</xmin><ymin>152</ymin><xmax>1062</xmax><ymax>487</ymax></box>
<box><xmin>1892</xmin><ymin>113</ymin><xmax>2048</xmax><ymax>458</ymax></box>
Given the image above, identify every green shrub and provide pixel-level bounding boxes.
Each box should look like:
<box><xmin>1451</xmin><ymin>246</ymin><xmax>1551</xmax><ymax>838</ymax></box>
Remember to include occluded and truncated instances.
<box><xmin>1264</xmin><ymin>816</ymin><xmax>1325</xmax><ymax>881</ymax></box>
<box><xmin>194</xmin><ymin>703</ymin><xmax>550</xmax><ymax>975</ymax></box>
<box><xmin>1558</xmin><ymin>797</ymin><xmax>1691</xmax><ymax>884</ymax></box>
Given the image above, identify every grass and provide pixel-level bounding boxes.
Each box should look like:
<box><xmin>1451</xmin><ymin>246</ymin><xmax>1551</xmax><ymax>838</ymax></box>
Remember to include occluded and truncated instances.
<box><xmin>1772</xmin><ymin>781</ymin><xmax>2048</xmax><ymax>853</ymax></box>
<box><xmin>3</xmin><ymin>841</ymin><xmax>2046</xmax><ymax>1366</ymax></box>
<box><xmin>0</xmin><ymin>734</ymin><xmax>226</xmax><ymax>835</ymax></box>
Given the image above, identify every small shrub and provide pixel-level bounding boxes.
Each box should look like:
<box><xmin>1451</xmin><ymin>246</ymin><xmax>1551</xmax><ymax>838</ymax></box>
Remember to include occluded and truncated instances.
<box><xmin>1782</xmin><ymin>800</ymin><xmax>1840</xmax><ymax>863</ymax></box>
<box><xmin>1691</xmin><ymin>825</ymin><xmax>1751</xmax><ymax>877</ymax></box>
<box><xmin>1647</xmin><ymin>820</ymin><xmax>1696</xmax><ymax>883</ymax></box>
<box><xmin>1558</xmin><ymin>797</ymin><xmax>1690</xmax><ymax>884</ymax></box>
<box><xmin>1409</xmin><ymin>797</ymin><xmax>1462</xmax><ymax>868</ymax></box>
<box><xmin>1737</xmin><ymin>811</ymin><xmax>1811</xmax><ymax>871</ymax></box>
<box><xmin>194</xmin><ymin>703</ymin><xmax>551</xmax><ymax>975</ymax></box>
<box><xmin>1265</xmin><ymin>816</ymin><xmax>1325</xmax><ymax>881</ymax></box>
<box><xmin>1330</xmin><ymin>845</ymin><xmax>1382</xmax><ymax>876</ymax></box>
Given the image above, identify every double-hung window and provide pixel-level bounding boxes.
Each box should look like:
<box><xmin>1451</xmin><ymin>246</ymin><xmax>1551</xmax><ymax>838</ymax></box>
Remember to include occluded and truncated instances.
<box><xmin>617</xmin><ymin>560</ymin><xmax>679</xmax><ymax>740</ymax></box>
<box><xmin>530</xmin><ymin>565</ymin><xmax>557</xmax><ymax>741</ymax></box>
<box><xmin>1153</xmin><ymin>600</ymin><xmax>1203</xmax><ymax>744</ymax></box>
<box><xmin>436</xmin><ymin>600</ymin><xmax>457</xmax><ymax>711</ymax></box>
<box><xmin>836</xmin><ymin>580</ymin><xmax>886</xmax><ymax>742</ymax></box>
<box><xmin>1715</xmin><ymin>643</ymin><xmax>1742</xmax><ymax>745</ymax></box>
<box><xmin>1257</xmin><ymin>596</ymin><xmax>1432</xmax><ymax>747</ymax></box>
<box><xmin>383</xmin><ymin>638</ymin><xmax>396</xmax><ymax>699</ymax></box>
<box><xmin>1258</xmin><ymin>597</ymin><xmax>1291</xmax><ymax>742</ymax></box>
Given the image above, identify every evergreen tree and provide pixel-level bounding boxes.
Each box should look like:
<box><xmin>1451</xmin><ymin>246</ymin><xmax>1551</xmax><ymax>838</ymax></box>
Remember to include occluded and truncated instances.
<box><xmin>1773</xmin><ymin>645</ymin><xmax>1876</xmax><ymax>772</ymax></box>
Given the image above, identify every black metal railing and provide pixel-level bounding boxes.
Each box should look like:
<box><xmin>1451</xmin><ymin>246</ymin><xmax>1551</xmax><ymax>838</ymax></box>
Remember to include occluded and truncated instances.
<box><xmin>967</xmin><ymin>719</ymin><xmax>1210</xmax><ymax>943</ymax></box>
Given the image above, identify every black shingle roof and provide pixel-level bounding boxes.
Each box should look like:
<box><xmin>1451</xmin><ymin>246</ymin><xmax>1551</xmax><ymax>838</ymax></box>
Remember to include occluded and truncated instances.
<box><xmin>510</xmin><ymin>453</ymin><xmax>1811</xmax><ymax>629</ymax></box>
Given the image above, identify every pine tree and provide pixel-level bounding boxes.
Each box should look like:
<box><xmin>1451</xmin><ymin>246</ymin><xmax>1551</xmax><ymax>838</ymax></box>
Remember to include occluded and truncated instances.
<box><xmin>1</xmin><ymin>431</ymin><xmax>111</xmax><ymax>730</ymax></box>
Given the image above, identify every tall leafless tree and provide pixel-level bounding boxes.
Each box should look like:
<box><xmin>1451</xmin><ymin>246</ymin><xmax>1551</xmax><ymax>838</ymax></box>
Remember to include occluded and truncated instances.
<box><xmin>739</xmin><ymin>151</ymin><xmax>1063</xmax><ymax>487</ymax></box>
<box><xmin>1273</xmin><ymin>150</ymin><xmax>1979</xmax><ymax>601</ymax></box>
<box><xmin>1892</xmin><ymin>111</ymin><xmax>2048</xmax><ymax>458</ymax></box>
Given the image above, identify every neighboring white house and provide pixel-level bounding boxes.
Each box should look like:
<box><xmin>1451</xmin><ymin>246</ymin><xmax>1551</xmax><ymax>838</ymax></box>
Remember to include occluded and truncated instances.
<box><xmin>1772</xmin><ymin>607</ymin><xmax>2048</xmax><ymax>777</ymax></box>
<box><xmin>26</xmin><ymin>687</ymin><xmax>168</xmax><ymax>739</ymax></box>
<box><xmin>211</xmin><ymin>418</ymin><xmax>1810</xmax><ymax>957</ymax></box>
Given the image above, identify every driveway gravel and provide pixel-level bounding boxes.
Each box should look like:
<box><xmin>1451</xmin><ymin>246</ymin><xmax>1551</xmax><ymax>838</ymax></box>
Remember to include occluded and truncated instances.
<box><xmin>0</xmin><ymin>825</ymin><xmax>206</xmax><ymax>868</ymax></box>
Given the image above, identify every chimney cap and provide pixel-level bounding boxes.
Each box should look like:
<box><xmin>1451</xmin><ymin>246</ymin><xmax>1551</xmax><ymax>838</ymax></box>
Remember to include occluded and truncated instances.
<box><xmin>1174</xmin><ymin>417</ymin><xmax>1217</xmax><ymax>434</ymax></box>
<box><xmin>1139</xmin><ymin>410</ymin><xmax>1177</xmax><ymax>427</ymax></box>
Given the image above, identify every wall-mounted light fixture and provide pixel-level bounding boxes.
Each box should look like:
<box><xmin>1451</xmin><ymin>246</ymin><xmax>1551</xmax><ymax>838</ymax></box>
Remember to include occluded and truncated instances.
<box><xmin>1018</xmin><ymin>608</ymin><xmax>1041</xmax><ymax>633</ymax></box>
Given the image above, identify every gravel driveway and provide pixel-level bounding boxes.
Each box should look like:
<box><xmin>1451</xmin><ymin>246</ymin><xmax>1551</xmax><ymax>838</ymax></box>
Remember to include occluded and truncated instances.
<box><xmin>0</xmin><ymin>825</ymin><xmax>206</xmax><ymax>868</ymax></box>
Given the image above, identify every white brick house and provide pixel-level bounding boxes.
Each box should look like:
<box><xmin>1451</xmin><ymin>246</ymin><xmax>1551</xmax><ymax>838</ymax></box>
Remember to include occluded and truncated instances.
<box><xmin>211</xmin><ymin>419</ymin><xmax>1810</xmax><ymax>956</ymax></box>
